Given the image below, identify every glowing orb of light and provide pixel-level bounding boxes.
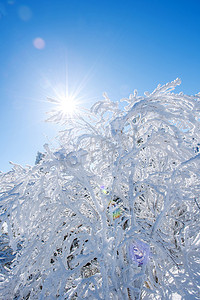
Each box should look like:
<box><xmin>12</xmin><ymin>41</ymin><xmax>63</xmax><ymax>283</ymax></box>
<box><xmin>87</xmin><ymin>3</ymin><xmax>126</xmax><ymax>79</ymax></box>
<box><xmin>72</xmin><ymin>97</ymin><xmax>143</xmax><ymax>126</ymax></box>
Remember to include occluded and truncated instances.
<box><xmin>130</xmin><ymin>240</ymin><xmax>150</xmax><ymax>267</ymax></box>
<box><xmin>33</xmin><ymin>37</ymin><xmax>45</xmax><ymax>50</ymax></box>
<box><xmin>57</xmin><ymin>96</ymin><xmax>77</xmax><ymax>117</ymax></box>
<box><xmin>47</xmin><ymin>93</ymin><xmax>80</xmax><ymax>121</ymax></box>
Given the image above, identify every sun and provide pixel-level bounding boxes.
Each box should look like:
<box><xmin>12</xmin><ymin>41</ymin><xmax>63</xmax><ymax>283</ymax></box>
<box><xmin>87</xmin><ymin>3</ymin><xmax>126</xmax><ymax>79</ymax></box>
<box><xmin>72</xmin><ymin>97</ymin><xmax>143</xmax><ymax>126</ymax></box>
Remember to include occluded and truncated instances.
<box><xmin>58</xmin><ymin>95</ymin><xmax>77</xmax><ymax>116</ymax></box>
<box><xmin>46</xmin><ymin>93</ymin><xmax>80</xmax><ymax>122</ymax></box>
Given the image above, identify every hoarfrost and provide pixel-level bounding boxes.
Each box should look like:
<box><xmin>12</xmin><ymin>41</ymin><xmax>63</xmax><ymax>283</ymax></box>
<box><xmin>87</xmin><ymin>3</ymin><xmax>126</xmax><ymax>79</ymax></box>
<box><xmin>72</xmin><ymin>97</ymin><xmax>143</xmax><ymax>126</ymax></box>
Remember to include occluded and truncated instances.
<box><xmin>0</xmin><ymin>79</ymin><xmax>199</xmax><ymax>299</ymax></box>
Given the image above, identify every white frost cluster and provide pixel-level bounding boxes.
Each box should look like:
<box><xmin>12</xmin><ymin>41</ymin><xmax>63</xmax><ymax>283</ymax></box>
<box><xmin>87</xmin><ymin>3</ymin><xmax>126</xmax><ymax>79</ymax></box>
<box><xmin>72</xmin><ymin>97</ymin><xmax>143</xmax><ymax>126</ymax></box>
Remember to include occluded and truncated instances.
<box><xmin>0</xmin><ymin>79</ymin><xmax>200</xmax><ymax>299</ymax></box>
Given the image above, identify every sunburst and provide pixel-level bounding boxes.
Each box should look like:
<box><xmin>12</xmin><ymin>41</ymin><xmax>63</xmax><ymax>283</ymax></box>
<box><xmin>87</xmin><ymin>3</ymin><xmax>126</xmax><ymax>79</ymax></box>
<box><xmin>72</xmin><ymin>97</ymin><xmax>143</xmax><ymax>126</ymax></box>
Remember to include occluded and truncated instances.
<box><xmin>57</xmin><ymin>95</ymin><xmax>77</xmax><ymax>117</ymax></box>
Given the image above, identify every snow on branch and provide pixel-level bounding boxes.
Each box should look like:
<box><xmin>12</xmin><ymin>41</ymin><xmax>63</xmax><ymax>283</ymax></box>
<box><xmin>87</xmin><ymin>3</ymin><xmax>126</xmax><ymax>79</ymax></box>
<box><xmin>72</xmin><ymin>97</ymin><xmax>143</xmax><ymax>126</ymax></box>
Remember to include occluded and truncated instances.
<box><xmin>0</xmin><ymin>79</ymin><xmax>199</xmax><ymax>299</ymax></box>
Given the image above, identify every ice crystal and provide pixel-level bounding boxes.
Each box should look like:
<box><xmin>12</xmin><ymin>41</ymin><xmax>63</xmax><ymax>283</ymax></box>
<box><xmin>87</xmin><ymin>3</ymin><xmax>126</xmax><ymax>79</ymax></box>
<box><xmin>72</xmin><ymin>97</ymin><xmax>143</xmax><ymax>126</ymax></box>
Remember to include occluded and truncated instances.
<box><xmin>0</xmin><ymin>79</ymin><xmax>199</xmax><ymax>299</ymax></box>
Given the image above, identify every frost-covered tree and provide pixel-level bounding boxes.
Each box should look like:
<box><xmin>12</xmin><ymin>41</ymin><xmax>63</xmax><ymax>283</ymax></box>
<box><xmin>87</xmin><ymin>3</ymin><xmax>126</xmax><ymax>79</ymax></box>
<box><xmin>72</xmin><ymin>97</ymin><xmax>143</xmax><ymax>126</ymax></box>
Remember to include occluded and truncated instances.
<box><xmin>0</xmin><ymin>79</ymin><xmax>200</xmax><ymax>299</ymax></box>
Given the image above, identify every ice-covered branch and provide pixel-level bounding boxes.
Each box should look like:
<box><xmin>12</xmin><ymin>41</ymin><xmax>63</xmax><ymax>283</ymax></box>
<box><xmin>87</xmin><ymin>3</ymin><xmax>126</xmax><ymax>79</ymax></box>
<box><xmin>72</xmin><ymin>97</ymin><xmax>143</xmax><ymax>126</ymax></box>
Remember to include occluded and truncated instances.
<box><xmin>0</xmin><ymin>79</ymin><xmax>199</xmax><ymax>299</ymax></box>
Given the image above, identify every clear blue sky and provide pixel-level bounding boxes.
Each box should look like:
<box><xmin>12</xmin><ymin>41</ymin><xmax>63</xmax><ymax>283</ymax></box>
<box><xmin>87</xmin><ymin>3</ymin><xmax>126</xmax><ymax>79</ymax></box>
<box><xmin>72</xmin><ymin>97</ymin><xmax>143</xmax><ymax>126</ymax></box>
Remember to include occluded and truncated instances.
<box><xmin>0</xmin><ymin>0</ymin><xmax>200</xmax><ymax>172</ymax></box>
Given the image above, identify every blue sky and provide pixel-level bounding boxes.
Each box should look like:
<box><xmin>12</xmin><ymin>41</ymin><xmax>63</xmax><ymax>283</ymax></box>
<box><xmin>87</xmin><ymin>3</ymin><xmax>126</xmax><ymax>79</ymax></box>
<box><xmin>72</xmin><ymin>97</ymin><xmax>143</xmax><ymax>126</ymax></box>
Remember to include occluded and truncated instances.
<box><xmin>0</xmin><ymin>0</ymin><xmax>200</xmax><ymax>172</ymax></box>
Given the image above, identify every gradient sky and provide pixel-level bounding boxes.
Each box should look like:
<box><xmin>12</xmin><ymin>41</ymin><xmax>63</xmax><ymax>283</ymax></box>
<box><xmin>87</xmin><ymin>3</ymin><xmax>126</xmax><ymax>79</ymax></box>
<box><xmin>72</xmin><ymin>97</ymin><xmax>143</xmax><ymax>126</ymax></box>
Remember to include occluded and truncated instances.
<box><xmin>0</xmin><ymin>0</ymin><xmax>200</xmax><ymax>172</ymax></box>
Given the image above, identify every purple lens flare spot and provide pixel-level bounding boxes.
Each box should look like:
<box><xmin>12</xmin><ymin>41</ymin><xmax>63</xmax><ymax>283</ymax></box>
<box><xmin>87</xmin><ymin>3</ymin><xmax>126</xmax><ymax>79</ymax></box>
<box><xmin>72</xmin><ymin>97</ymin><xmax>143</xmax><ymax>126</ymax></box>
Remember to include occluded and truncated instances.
<box><xmin>33</xmin><ymin>37</ymin><xmax>45</xmax><ymax>50</ymax></box>
<box><xmin>130</xmin><ymin>239</ymin><xmax>150</xmax><ymax>266</ymax></box>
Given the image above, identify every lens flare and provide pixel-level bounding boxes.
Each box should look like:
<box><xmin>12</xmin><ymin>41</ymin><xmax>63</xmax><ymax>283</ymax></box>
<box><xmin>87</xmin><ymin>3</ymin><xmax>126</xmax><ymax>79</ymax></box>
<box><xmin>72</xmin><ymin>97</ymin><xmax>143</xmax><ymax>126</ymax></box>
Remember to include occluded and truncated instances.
<box><xmin>130</xmin><ymin>240</ymin><xmax>150</xmax><ymax>266</ymax></box>
<box><xmin>100</xmin><ymin>185</ymin><xmax>109</xmax><ymax>195</ymax></box>
<box><xmin>33</xmin><ymin>37</ymin><xmax>45</xmax><ymax>50</ymax></box>
<box><xmin>108</xmin><ymin>200</ymin><xmax>122</xmax><ymax>221</ymax></box>
<box><xmin>112</xmin><ymin>207</ymin><xmax>122</xmax><ymax>220</ymax></box>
